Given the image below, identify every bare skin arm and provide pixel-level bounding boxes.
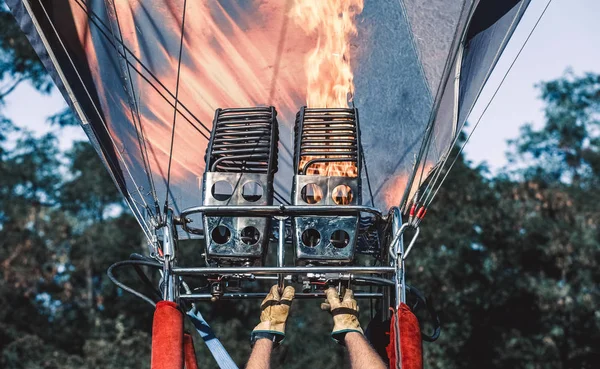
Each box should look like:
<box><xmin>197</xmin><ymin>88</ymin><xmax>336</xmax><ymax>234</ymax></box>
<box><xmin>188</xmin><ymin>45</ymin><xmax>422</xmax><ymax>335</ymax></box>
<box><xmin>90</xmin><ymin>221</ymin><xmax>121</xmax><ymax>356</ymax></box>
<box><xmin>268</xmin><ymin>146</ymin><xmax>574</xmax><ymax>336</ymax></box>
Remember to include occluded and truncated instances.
<box><xmin>247</xmin><ymin>285</ymin><xmax>295</xmax><ymax>369</ymax></box>
<box><xmin>246</xmin><ymin>339</ymin><xmax>273</xmax><ymax>369</ymax></box>
<box><xmin>345</xmin><ymin>332</ymin><xmax>387</xmax><ymax>369</ymax></box>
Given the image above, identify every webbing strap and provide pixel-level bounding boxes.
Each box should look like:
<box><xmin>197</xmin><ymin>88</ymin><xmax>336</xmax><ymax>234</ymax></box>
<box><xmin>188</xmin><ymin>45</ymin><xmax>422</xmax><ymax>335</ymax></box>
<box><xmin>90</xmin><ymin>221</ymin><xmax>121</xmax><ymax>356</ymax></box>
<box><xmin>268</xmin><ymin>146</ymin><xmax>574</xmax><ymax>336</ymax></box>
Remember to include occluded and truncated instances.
<box><xmin>187</xmin><ymin>309</ymin><xmax>239</xmax><ymax>369</ymax></box>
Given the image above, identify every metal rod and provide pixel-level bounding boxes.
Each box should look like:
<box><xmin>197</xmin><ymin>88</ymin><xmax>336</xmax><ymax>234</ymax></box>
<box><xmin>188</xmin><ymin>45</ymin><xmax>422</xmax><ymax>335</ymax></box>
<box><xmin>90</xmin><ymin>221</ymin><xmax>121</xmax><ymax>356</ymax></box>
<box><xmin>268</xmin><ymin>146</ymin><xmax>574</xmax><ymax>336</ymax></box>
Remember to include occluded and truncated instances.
<box><xmin>389</xmin><ymin>207</ymin><xmax>412</xmax><ymax>308</ymax></box>
<box><xmin>402</xmin><ymin>227</ymin><xmax>421</xmax><ymax>260</ymax></box>
<box><xmin>162</xmin><ymin>209</ymin><xmax>177</xmax><ymax>302</ymax></box>
<box><xmin>277</xmin><ymin>217</ymin><xmax>285</xmax><ymax>292</ymax></box>
<box><xmin>253</xmin><ymin>275</ymin><xmax>280</xmax><ymax>280</ymax></box>
<box><xmin>173</xmin><ymin>266</ymin><xmax>395</xmax><ymax>276</ymax></box>
<box><xmin>180</xmin><ymin>205</ymin><xmax>383</xmax><ymax>219</ymax></box>
<box><xmin>180</xmin><ymin>292</ymin><xmax>383</xmax><ymax>300</ymax></box>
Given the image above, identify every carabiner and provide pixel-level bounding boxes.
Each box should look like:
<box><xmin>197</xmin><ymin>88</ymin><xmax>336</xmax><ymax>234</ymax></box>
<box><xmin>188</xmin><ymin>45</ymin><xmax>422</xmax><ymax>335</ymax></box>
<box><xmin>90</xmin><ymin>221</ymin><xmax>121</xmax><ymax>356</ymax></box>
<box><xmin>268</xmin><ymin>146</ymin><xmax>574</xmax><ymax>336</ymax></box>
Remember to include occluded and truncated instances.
<box><xmin>388</xmin><ymin>223</ymin><xmax>420</xmax><ymax>261</ymax></box>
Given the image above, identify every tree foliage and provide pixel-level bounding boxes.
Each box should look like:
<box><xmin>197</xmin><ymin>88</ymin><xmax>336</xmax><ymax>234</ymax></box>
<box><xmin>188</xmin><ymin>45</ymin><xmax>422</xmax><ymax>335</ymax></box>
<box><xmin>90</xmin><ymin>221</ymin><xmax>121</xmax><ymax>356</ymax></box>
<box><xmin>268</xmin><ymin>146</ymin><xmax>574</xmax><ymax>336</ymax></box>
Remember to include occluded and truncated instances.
<box><xmin>0</xmin><ymin>6</ymin><xmax>52</xmax><ymax>101</ymax></box>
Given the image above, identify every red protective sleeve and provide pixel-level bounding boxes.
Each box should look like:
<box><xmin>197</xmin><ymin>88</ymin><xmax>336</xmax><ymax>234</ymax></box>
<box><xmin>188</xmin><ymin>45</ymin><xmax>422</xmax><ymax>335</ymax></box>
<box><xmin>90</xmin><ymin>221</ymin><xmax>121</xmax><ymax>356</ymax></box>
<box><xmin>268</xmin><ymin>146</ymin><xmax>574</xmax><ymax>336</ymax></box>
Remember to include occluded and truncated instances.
<box><xmin>151</xmin><ymin>301</ymin><xmax>184</xmax><ymax>369</ymax></box>
<box><xmin>386</xmin><ymin>303</ymin><xmax>423</xmax><ymax>369</ymax></box>
<box><xmin>183</xmin><ymin>333</ymin><xmax>199</xmax><ymax>369</ymax></box>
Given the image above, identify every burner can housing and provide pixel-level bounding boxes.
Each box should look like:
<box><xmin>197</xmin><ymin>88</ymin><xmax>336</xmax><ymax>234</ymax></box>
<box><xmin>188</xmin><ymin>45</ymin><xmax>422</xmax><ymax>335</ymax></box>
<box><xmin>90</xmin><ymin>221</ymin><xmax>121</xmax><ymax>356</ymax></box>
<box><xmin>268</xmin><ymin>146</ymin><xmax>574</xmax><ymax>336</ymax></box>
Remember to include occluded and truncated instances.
<box><xmin>202</xmin><ymin>107</ymin><xmax>278</xmax><ymax>264</ymax></box>
<box><xmin>292</xmin><ymin>107</ymin><xmax>362</xmax><ymax>264</ymax></box>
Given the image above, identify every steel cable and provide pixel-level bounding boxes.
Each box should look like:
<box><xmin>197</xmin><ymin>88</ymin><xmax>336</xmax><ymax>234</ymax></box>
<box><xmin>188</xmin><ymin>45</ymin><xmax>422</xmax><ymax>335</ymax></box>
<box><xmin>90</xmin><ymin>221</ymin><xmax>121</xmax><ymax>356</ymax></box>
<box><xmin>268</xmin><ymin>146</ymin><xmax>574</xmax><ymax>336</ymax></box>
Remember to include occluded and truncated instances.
<box><xmin>164</xmin><ymin>0</ymin><xmax>188</xmax><ymax>212</ymax></box>
<box><xmin>423</xmin><ymin>0</ymin><xmax>554</xmax><ymax>209</ymax></box>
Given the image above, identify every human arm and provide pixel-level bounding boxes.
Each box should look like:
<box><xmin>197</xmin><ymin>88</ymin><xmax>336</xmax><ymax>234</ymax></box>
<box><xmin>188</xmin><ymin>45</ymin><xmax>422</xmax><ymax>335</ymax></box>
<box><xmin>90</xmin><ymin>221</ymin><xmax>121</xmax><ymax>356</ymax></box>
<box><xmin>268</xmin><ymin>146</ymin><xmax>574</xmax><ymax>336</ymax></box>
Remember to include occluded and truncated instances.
<box><xmin>345</xmin><ymin>331</ymin><xmax>387</xmax><ymax>369</ymax></box>
<box><xmin>246</xmin><ymin>338</ymin><xmax>273</xmax><ymax>369</ymax></box>
<box><xmin>247</xmin><ymin>284</ymin><xmax>295</xmax><ymax>369</ymax></box>
<box><xmin>321</xmin><ymin>287</ymin><xmax>387</xmax><ymax>369</ymax></box>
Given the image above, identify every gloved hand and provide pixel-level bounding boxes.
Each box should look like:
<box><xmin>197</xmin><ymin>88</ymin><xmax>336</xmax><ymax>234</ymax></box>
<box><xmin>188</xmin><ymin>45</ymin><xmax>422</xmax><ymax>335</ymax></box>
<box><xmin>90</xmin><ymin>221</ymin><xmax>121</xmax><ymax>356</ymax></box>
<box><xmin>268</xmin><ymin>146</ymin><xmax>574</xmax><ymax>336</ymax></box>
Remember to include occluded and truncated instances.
<box><xmin>321</xmin><ymin>287</ymin><xmax>363</xmax><ymax>343</ymax></box>
<box><xmin>251</xmin><ymin>284</ymin><xmax>295</xmax><ymax>345</ymax></box>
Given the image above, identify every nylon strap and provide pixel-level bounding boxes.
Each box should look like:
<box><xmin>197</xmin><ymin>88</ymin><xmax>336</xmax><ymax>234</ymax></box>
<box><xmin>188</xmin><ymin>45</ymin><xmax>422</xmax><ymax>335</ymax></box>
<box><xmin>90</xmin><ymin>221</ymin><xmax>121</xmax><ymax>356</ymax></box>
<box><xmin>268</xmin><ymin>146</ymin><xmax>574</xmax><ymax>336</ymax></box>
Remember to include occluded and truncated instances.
<box><xmin>187</xmin><ymin>309</ymin><xmax>239</xmax><ymax>369</ymax></box>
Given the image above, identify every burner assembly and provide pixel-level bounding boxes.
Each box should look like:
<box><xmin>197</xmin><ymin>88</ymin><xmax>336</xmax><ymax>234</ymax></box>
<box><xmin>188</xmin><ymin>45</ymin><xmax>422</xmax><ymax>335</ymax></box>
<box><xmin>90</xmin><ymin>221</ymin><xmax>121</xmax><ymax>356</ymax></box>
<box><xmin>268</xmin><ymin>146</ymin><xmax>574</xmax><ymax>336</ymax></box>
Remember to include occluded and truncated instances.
<box><xmin>176</xmin><ymin>104</ymin><xmax>439</xmax><ymax>340</ymax></box>
<box><xmin>292</xmin><ymin>107</ymin><xmax>362</xmax><ymax>264</ymax></box>
<box><xmin>199</xmin><ymin>106</ymin><xmax>375</xmax><ymax>266</ymax></box>
<box><xmin>202</xmin><ymin>107</ymin><xmax>279</xmax><ymax>265</ymax></box>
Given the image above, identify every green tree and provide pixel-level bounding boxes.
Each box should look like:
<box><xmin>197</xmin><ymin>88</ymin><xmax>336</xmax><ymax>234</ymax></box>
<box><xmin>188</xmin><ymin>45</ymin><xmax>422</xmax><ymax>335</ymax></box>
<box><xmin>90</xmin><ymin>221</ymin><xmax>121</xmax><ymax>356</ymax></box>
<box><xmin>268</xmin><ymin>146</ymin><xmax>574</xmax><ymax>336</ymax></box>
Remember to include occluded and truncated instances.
<box><xmin>414</xmin><ymin>72</ymin><xmax>600</xmax><ymax>369</ymax></box>
<box><xmin>0</xmin><ymin>6</ymin><xmax>52</xmax><ymax>101</ymax></box>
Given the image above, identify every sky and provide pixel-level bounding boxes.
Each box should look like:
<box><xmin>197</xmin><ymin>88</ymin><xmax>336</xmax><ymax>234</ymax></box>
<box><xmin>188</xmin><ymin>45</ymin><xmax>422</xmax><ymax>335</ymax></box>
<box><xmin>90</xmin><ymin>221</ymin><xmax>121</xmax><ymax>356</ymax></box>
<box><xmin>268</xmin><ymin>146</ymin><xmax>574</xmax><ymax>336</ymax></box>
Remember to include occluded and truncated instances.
<box><xmin>463</xmin><ymin>0</ymin><xmax>600</xmax><ymax>172</ymax></box>
<box><xmin>3</xmin><ymin>0</ymin><xmax>599</xmax><ymax>173</ymax></box>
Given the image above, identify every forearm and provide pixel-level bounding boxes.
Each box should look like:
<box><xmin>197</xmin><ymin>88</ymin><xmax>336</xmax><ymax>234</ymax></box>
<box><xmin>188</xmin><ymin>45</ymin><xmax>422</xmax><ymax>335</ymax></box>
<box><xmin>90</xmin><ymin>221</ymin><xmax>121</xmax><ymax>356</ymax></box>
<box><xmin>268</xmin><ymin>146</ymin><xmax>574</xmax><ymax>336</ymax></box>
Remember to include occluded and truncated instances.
<box><xmin>246</xmin><ymin>339</ymin><xmax>273</xmax><ymax>369</ymax></box>
<box><xmin>345</xmin><ymin>332</ymin><xmax>387</xmax><ymax>369</ymax></box>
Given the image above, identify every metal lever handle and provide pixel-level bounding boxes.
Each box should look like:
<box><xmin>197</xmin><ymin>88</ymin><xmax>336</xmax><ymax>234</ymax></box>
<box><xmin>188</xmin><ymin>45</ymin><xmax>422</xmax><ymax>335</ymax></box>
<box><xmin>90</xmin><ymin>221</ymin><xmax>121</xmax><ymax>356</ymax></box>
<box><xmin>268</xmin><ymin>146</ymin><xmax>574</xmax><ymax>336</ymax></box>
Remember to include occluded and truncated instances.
<box><xmin>276</xmin><ymin>217</ymin><xmax>286</xmax><ymax>293</ymax></box>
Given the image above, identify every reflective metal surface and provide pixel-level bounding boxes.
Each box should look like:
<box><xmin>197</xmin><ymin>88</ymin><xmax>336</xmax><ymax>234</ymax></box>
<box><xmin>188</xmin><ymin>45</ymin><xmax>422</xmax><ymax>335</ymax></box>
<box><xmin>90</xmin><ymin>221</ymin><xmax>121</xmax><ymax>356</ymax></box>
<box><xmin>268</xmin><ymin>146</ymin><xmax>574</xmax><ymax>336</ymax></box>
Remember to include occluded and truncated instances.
<box><xmin>180</xmin><ymin>292</ymin><xmax>383</xmax><ymax>300</ymax></box>
<box><xmin>173</xmin><ymin>266</ymin><xmax>395</xmax><ymax>275</ymax></box>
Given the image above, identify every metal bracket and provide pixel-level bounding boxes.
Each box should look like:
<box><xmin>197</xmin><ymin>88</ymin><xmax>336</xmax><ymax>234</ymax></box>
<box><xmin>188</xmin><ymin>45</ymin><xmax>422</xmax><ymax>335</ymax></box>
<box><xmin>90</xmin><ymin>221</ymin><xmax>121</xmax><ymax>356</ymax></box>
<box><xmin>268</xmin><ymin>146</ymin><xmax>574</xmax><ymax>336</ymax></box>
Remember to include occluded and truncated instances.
<box><xmin>275</xmin><ymin>216</ymin><xmax>288</xmax><ymax>293</ymax></box>
<box><xmin>388</xmin><ymin>208</ymin><xmax>420</xmax><ymax>307</ymax></box>
<box><xmin>161</xmin><ymin>208</ymin><xmax>178</xmax><ymax>302</ymax></box>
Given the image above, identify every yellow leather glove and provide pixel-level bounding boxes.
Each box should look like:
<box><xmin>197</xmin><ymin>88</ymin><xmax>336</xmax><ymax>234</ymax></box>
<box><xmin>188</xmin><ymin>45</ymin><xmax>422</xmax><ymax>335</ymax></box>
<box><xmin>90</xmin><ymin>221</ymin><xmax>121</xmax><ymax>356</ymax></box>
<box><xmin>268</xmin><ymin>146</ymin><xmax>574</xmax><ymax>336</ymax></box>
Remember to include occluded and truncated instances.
<box><xmin>321</xmin><ymin>287</ymin><xmax>363</xmax><ymax>343</ymax></box>
<box><xmin>251</xmin><ymin>285</ymin><xmax>295</xmax><ymax>345</ymax></box>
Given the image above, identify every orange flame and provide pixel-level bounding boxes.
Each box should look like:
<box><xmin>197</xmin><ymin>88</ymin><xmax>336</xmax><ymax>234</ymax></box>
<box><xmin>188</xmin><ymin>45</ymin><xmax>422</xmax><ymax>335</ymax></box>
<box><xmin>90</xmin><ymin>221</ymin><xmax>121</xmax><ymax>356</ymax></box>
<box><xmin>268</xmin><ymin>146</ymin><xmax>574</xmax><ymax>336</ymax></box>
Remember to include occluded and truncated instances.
<box><xmin>291</xmin><ymin>0</ymin><xmax>364</xmax><ymax>178</ymax></box>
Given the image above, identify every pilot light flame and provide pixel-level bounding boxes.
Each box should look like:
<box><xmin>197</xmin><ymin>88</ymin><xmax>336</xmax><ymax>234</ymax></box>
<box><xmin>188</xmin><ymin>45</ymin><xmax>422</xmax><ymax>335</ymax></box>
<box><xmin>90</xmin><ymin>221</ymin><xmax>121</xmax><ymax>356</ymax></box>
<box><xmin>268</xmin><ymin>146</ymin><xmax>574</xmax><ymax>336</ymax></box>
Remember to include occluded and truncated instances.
<box><xmin>291</xmin><ymin>0</ymin><xmax>364</xmax><ymax>180</ymax></box>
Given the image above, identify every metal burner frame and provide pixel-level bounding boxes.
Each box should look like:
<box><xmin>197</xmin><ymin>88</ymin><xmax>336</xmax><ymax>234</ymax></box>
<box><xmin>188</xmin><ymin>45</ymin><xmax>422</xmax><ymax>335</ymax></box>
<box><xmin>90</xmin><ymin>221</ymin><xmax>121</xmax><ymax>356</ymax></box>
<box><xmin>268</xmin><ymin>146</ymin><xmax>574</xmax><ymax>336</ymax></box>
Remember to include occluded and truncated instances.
<box><xmin>147</xmin><ymin>106</ymin><xmax>417</xmax><ymax>320</ymax></box>
<box><xmin>165</xmin><ymin>204</ymin><xmax>411</xmax><ymax>318</ymax></box>
<box><xmin>202</xmin><ymin>107</ymin><xmax>279</xmax><ymax>264</ymax></box>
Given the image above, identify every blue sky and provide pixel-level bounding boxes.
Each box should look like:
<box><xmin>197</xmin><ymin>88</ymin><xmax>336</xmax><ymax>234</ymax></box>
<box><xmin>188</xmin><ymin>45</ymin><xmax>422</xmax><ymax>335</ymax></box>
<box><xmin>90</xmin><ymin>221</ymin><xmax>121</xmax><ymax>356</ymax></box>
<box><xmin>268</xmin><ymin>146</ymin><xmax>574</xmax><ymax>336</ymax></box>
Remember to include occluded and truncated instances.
<box><xmin>464</xmin><ymin>0</ymin><xmax>600</xmax><ymax>172</ymax></box>
<box><xmin>3</xmin><ymin>0</ymin><xmax>599</xmax><ymax>173</ymax></box>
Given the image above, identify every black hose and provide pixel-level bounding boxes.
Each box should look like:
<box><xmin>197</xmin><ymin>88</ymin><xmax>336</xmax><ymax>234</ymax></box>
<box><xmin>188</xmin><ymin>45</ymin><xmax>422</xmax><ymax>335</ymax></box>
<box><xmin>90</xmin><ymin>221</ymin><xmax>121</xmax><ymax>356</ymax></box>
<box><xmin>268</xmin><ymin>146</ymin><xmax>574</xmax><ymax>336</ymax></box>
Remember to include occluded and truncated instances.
<box><xmin>352</xmin><ymin>276</ymin><xmax>394</xmax><ymax>286</ymax></box>
<box><xmin>352</xmin><ymin>276</ymin><xmax>441</xmax><ymax>342</ymax></box>
<box><xmin>406</xmin><ymin>285</ymin><xmax>441</xmax><ymax>342</ymax></box>
<box><xmin>129</xmin><ymin>254</ymin><xmax>163</xmax><ymax>300</ymax></box>
<box><xmin>106</xmin><ymin>259</ymin><xmax>163</xmax><ymax>307</ymax></box>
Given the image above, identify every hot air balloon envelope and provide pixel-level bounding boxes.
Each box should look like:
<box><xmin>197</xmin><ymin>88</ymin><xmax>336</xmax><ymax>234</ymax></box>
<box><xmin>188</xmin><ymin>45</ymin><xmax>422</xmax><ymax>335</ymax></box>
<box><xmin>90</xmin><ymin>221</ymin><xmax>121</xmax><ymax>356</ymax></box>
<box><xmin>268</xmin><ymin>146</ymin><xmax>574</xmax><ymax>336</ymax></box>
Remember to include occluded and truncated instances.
<box><xmin>7</xmin><ymin>0</ymin><xmax>530</xmax><ymax>239</ymax></box>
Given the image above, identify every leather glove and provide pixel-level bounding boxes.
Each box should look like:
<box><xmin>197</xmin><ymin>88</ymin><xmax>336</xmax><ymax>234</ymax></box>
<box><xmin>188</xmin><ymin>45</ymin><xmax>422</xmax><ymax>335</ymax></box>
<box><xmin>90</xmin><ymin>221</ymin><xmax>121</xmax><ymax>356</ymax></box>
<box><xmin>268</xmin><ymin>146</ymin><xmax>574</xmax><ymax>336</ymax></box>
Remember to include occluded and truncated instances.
<box><xmin>251</xmin><ymin>285</ymin><xmax>295</xmax><ymax>345</ymax></box>
<box><xmin>321</xmin><ymin>287</ymin><xmax>363</xmax><ymax>344</ymax></box>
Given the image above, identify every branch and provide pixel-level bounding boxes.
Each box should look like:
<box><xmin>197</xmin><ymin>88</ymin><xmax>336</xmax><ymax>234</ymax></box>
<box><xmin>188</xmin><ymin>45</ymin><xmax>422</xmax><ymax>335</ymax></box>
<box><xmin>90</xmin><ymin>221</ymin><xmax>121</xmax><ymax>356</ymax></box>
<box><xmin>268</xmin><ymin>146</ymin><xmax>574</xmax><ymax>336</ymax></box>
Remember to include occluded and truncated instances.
<box><xmin>0</xmin><ymin>76</ymin><xmax>25</xmax><ymax>100</ymax></box>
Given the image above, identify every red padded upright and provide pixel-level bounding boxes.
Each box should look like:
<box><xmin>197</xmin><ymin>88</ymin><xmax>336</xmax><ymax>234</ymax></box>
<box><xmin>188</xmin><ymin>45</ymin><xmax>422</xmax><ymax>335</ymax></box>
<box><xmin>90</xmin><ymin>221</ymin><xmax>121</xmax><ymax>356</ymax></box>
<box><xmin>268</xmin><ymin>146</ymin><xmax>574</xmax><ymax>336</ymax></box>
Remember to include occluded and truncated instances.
<box><xmin>183</xmin><ymin>333</ymin><xmax>199</xmax><ymax>369</ymax></box>
<box><xmin>151</xmin><ymin>301</ymin><xmax>184</xmax><ymax>369</ymax></box>
<box><xmin>386</xmin><ymin>303</ymin><xmax>423</xmax><ymax>369</ymax></box>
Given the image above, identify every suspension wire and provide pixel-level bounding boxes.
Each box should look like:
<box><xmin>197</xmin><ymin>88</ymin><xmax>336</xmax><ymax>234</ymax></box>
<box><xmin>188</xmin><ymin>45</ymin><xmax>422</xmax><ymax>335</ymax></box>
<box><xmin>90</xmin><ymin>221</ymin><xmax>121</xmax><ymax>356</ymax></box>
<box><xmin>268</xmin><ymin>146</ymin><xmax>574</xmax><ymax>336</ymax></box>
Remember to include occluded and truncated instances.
<box><xmin>273</xmin><ymin>191</ymin><xmax>291</xmax><ymax>206</ymax></box>
<box><xmin>398</xmin><ymin>113</ymin><xmax>435</xmax><ymax>212</ymax></box>
<box><xmin>361</xmin><ymin>142</ymin><xmax>375</xmax><ymax>207</ymax></box>
<box><xmin>75</xmin><ymin>0</ymin><xmax>294</xmax><ymax>208</ymax></box>
<box><xmin>414</xmin><ymin>126</ymin><xmax>436</xmax><ymax>198</ymax></box>
<box><xmin>164</xmin><ymin>0</ymin><xmax>188</xmax><ymax>212</ymax></box>
<box><xmin>73</xmin><ymin>0</ymin><xmax>211</xmax><ymax>138</ymax></box>
<box><xmin>263</xmin><ymin>0</ymin><xmax>296</xmax><ymax>175</ymax></box>
<box><xmin>102</xmin><ymin>0</ymin><xmax>160</xmax><ymax>214</ymax></box>
<box><xmin>54</xmin><ymin>0</ymin><xmax>311</xmax><ymax>217</ymax></box>
<box><xmin>397</xmin><ymin>0</ymin><xmax>474</xmax><ymax>213</ymax></box>
<box><xmin>423</xmin><ymin>0</ymin><xmax>553</xmax><ymax>209</ymax></box>
<box><xmin>274</xmin><ymin>192</ymin><xmax>291</xmax><ymax>205</ymax></box>
<box><xmin>416</xmin><ymin>46</ymin><xmax>465</xmax><ymax>209</ymax></box>
<box><xmin>34</xmin><ymin>0</ymin><xmax>154</xmax><ymax>240</ymax></box>
<box><xmin>419</xmin><ymin>1</ymin><xmax>525</xmax><ymax>209</ymax></box>
<box><xmin>350</xmin><ymin>98</ymin><xmax>375</xmax><ymax>207</ymax></box>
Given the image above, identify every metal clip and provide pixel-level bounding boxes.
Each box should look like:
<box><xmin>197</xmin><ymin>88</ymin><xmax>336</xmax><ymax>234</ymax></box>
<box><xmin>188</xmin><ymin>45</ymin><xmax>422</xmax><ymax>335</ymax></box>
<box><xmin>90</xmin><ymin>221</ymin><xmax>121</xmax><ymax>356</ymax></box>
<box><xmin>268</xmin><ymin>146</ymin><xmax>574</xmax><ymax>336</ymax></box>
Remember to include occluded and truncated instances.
<box><xmin>161</xmin><ymin>208</ymin><xmax>177</xmax><ymax>302</ymax></box>
<box><xmin>388</xmin><ymin>223</ymin><xmax>420</xmax><ymax>261</ymax></box>
<box><xmin>388</xmin><ymin>219</ymin><xmax>420</xmax><ymax>307</ymax></box>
